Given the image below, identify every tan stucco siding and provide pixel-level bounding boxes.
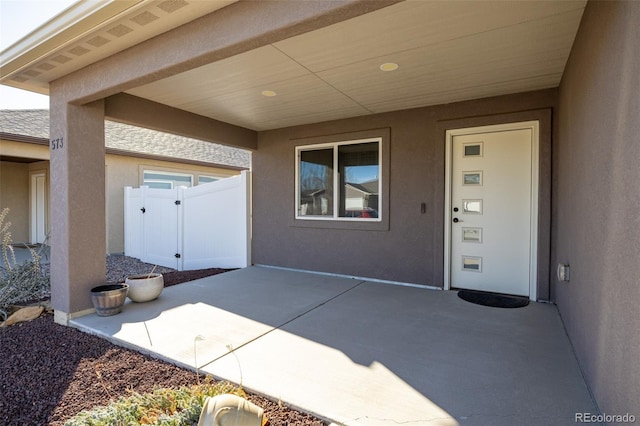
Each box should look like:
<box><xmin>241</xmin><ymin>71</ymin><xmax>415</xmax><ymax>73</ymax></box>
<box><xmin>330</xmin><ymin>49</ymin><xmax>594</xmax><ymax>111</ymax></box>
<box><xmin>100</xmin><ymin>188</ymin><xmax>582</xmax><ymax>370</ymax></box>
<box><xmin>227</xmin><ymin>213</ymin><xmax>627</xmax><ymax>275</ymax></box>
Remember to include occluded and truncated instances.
<box><xmin>0</xmin><ymin>162</ymin><xmax>30</xmax><ymax>242</ymax></box>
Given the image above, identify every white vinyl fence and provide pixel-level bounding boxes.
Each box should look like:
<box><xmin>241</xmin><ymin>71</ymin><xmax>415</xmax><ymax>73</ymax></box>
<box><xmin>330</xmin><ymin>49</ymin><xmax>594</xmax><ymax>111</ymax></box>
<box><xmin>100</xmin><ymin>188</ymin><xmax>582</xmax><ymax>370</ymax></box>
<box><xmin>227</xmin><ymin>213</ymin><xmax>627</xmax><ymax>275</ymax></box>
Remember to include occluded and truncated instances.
<box><xmin>124</xmin><ymin>171</ymin><xmax>251</xmax><ymax>270</ymax></box>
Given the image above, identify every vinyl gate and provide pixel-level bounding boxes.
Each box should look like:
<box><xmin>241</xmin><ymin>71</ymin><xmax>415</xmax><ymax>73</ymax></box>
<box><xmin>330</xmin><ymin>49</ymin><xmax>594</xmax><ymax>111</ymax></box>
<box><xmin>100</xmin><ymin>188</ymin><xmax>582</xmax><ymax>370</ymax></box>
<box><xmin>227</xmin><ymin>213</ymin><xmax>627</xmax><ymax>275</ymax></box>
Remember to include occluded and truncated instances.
<box><xmin>124</xmin><ymin>171</ymin><xmax>251</xmax><ymax>270</ymax></box>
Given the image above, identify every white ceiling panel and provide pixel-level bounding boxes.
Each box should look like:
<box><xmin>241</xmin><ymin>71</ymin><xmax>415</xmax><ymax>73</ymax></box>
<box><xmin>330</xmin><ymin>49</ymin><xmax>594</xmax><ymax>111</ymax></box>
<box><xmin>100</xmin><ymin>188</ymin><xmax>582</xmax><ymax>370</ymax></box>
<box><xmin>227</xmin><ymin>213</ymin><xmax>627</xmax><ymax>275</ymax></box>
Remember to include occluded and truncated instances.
<box><xmin>127</xmin><ymin>45</ymin><xmax>311</xmax><ymax>106</ymax></box>
<box><xmin>364</xmin><ymin>73</ymin><xmax>563</xmax><ymax>113</ymax></box>
<box><xmin>273</xmin><ymin>0</ymin><xmax>587</xmax><ymax>73</ymax></box>
<box><xmin>122</xmin><ymin>0</ymin><xmax>586</xmax><ymax>131</ymax></box>
<box><xmin>316</xmin><ymin>9</ymin><xmax>582</xmax><ymax>112</ymax></box>
<box><xmin>173</xmin><ymin>73</ymin><xmax>370</xmax><ymax>131</ymax></box>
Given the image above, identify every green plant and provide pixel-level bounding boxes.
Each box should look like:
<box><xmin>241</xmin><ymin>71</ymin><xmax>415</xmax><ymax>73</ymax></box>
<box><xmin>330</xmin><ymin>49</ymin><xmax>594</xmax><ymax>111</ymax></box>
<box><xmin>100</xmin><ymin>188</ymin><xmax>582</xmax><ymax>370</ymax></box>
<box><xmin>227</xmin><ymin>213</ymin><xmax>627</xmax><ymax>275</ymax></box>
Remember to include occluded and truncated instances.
<box><xmin>0</xmin><ymin>208</ymin><xmax>50</xmax><ymax>321</ymax></box>
<box><xmin>64</xmin><ymin>378</ymin><xmax>245</xmax><ymax>426</ymax></box>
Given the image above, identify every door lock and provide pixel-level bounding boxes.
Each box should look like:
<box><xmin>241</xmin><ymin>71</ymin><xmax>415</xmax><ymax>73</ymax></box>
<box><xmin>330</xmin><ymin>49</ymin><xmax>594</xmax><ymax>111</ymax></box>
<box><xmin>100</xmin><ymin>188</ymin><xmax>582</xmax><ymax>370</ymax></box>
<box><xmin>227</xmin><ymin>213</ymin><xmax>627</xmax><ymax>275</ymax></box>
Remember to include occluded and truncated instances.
<box><xmin>453</xmin><ymin>218</ymin><xmax>460</xmax><ymax>223</ymax></box>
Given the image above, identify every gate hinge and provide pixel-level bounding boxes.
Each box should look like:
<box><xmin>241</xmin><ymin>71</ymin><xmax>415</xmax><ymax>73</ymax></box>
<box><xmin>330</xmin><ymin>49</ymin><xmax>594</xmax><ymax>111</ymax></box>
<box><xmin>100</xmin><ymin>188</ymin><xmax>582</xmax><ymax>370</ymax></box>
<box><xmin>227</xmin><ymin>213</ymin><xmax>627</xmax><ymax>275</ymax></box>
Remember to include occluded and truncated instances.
<box><xmin>175</xmin><ymin>200</ymin><xmax>181</xmax><ymax>205</ymax></box>
<box><xmin>175</xmin><ymin>253</ymin><xmax>181</xmax><ymax>259</ymax></box>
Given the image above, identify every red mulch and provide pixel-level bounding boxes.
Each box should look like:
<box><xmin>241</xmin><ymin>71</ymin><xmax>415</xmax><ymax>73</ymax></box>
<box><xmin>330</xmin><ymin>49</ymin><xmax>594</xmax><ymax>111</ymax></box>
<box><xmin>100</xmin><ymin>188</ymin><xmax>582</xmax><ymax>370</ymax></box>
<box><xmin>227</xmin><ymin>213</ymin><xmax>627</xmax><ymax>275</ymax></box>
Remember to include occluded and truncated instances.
<box><xmin>0</xmin><ymin>268</ymin><xmax>327</xmax><ymax>425</ymax></box>
<box><xmin>161</xmin><ymin>268</ymin><xmax>235</xmax><ymax>288</ymax></box>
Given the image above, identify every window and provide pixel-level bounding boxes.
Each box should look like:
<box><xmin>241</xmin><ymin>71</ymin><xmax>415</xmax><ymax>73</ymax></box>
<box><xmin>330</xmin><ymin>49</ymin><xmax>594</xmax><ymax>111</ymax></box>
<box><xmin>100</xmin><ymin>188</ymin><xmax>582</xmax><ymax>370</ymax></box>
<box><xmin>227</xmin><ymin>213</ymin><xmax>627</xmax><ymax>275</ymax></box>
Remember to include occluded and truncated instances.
<box><xmin>143</xmin><ymin>171</ymin><xmax>193</xmax><ymax>189</ymax></box>
<box><xmin>197</xmin><ymin>175</ymin><xmax>220</xmax><ymax>185</ymax></box>
<box><xmin>296</xmin><ymin>138</ymin><xmax>381</xmax><ymax>221</ymax></box>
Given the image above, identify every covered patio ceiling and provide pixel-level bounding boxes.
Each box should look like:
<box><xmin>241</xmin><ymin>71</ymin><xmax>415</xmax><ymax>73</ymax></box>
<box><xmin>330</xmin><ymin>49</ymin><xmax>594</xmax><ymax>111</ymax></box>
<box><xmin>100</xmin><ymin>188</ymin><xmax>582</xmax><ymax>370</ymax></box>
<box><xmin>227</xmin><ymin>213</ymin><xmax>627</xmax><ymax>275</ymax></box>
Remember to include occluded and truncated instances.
<box><xmin>1</xmin><ymin>0</ymin><xmax>586</xmax><ymax>132</ymax></box>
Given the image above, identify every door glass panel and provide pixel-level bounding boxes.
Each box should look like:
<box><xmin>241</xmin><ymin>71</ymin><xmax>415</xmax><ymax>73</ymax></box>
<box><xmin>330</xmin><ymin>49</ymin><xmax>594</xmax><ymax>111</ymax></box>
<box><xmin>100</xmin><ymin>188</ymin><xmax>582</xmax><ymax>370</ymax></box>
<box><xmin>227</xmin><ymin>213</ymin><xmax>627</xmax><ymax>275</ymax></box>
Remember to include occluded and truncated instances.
<box><xmin>462</xmin><ymin>227</ymin><xmax>482</xmax><ymax>243</ymax></box>
<box><xmin>299</xmin><ymin>148</ymin><xmax>334</xmax><ymax>216</ymax></box>
<box><xmin>463</xmin><ymin>199</ymin><xmax>483</xmax><ymax>214</ymax></box>
<box><xmin>463</xmin><ymin>142</ymin><xmax>483</xmax><ymax>157</ymax></box>
<box><xmin>462</xmin><ymin>256</ymin><xmax>482</xmax><ymax>272</ymax></box>
<box><xmin>462</xmin><ymin>171</ymin><xmax>482</xmax><ymax>185</ymax></box>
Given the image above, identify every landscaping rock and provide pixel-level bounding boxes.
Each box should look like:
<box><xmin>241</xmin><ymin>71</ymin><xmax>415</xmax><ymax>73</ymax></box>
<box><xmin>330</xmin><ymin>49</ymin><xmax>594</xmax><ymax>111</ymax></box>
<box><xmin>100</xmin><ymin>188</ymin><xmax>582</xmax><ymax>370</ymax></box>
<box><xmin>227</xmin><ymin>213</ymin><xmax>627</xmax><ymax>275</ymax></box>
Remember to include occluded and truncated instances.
<box><xmin>1</xmin><ymin>305</ymin><xmax>44</xmax><ymax>327</ymax></box>
<box><xmin>0</xmin><ymin>265</ymin><xmax>327</xmax><ymax>426</ymax></box>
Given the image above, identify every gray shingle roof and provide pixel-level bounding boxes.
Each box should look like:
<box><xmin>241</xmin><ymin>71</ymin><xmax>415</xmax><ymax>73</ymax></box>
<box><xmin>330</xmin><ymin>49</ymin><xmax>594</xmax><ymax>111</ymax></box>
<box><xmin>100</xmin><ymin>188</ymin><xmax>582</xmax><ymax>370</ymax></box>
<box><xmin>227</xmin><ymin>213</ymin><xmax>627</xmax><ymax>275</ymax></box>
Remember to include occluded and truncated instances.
<box><xmin>0</xmin><ymin>109</ymin><xmax>250</xmax><ymax>169</ymax></box>
<box><xmin>347</xmin><ymin>181</ymin><xmax>379</xmax><ymax>195</ymax></box>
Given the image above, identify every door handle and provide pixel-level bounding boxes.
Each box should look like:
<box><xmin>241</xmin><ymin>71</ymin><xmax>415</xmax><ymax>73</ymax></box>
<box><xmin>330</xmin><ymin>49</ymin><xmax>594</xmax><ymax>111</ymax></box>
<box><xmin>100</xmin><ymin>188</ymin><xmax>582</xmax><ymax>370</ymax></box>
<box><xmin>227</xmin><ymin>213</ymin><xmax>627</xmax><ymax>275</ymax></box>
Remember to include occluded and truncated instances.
<box><xmin>453</xmin><ymin>218</ymin><xmax>462</xmax><ymax>223</ymax></box>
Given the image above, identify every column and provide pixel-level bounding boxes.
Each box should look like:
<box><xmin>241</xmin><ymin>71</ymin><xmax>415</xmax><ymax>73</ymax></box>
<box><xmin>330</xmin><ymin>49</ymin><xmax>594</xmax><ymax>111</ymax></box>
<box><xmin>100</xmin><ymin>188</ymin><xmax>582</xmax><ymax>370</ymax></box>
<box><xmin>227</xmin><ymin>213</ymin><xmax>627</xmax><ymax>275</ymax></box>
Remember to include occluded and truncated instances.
<box><xmin>49</xmin><ymin>99</ymin><xmax>106</xmax><ymax>324</ymax></box>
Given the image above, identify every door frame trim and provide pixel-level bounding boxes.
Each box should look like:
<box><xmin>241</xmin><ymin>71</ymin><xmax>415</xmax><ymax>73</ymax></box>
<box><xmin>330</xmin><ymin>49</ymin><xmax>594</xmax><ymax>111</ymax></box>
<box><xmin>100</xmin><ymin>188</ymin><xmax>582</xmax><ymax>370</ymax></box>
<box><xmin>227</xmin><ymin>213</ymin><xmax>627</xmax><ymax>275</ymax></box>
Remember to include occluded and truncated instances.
<box><xmin>444</xmin><ymin>121</ymin><xmax>540</xmax><ymax>300</ymax></box>
<box><xmin>29</xmin><ymin>171</ymin><xmax>47</xmax><ymax>245</ymax></box>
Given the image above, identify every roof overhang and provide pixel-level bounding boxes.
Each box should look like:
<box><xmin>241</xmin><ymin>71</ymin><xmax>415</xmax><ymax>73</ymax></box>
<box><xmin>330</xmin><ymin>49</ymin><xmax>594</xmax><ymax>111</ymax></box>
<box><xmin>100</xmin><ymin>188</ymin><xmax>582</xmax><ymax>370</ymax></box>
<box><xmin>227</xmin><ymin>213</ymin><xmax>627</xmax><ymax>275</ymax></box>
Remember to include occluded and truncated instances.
<box><xmin>1</xmin><ymin>0</ymin><xmax>588</xmax><ymax>132</ymax></box>
<box><xmin>0</xmin><ymin>0</ymin><xmax>236</xmax><ymax>94</ymax></box>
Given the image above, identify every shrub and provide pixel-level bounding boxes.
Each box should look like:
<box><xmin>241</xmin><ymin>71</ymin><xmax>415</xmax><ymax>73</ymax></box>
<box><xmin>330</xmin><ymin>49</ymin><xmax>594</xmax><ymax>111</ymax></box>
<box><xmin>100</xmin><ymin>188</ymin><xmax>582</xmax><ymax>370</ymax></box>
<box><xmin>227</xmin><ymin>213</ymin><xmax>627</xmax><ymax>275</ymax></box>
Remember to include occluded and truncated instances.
<box><xmin>0</xmin><ymin>208</ymin><xmax>50</xmax><ymax>322</ymax></box>
<box><xmin>64</xmin><ymin>379</ymin><xmax>246</xmax><ymax>426</ymax></box>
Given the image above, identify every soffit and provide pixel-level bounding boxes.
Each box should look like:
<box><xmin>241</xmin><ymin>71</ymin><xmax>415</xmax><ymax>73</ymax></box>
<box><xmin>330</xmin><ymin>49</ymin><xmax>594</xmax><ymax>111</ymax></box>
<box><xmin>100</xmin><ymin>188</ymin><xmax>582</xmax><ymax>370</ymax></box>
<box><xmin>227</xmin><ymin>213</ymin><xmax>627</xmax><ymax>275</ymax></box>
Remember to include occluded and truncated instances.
<box><xmin>126</xmin><ymin>0</ymin><xmax>586</xmax><ymax>131</ymax></box>
<box><xmin>0</xmin><ymin>0</ymin><xmax>235</xmax><ymax>94</ymax></box>
<box><xmin>2</xmin><ymin>1</ymin><xmax>587</xmax><ymax>132</ymax></box>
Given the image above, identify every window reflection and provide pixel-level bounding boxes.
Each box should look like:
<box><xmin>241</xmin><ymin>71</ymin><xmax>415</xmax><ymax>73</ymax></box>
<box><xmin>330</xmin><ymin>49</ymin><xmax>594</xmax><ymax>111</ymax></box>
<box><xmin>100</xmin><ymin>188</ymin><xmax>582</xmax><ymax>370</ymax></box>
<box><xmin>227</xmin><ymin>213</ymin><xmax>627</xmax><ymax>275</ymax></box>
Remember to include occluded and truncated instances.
<box><xmin>297</xmin><ymin>140</ymin><xmax>380</xmax><ymax>220</ymax></box>
<box><xmin>339</xmin><ymin>142</ymin><xmax>379</xmax><ymax>218</ymax></box>
<box><xmin>299</xmin><ymin>149</ymin><xmax>333</xmax><ymax>216</ymax></box>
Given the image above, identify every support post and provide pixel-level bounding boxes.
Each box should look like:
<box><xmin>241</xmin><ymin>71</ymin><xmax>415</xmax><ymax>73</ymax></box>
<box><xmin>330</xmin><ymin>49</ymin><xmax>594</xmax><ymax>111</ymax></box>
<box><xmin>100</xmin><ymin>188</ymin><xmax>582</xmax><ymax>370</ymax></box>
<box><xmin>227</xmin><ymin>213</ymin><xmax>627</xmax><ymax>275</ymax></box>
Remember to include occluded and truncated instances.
<box><xmin>49</xmin><ymin>99</ymin><xmax>106</xmax><ymax>323</ymax></box>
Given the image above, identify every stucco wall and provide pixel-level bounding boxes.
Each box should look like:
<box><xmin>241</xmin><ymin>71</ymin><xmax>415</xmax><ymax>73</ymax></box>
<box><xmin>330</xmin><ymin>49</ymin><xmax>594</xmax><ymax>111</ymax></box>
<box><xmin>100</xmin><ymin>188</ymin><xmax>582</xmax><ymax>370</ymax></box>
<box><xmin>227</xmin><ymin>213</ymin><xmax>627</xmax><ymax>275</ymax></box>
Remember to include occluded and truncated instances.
<box><xmin>0</xmin><ymin>161</ymin><xmax>30</xmax><ymax>242</ymax></box>
<box><xmin>554</xmin><ymin>0</ymin><xmax>640</xmax><ymax>417</ymax></box>
<box><xmin>1</xmin><ymin>141</ymin><xmax>51</xmax><ymax>244</ymax></box>
<box><xmin>253</xmin><ymin>89</ymin><xmax>556</xmax><ymax>294</ymax></box>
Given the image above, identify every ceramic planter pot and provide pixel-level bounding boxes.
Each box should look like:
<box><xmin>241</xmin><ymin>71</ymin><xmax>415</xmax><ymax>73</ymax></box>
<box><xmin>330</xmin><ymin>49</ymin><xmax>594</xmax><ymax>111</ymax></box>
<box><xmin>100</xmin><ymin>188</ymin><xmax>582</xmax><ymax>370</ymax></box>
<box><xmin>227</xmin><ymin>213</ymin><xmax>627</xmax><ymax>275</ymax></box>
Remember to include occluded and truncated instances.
<box><xmin>125</xmin><ymin>273</ymin><xmax>164</xmax><ymax>302</ymax></box>
<box><xmin>198</xmin><ymin>394</ymin><xmax>264</xmax><ymax>426</ymax></box>
<box><xmin>91</xmin><ymin>284</ymin><xmax>129</xmax><ymax>316</ymax></box>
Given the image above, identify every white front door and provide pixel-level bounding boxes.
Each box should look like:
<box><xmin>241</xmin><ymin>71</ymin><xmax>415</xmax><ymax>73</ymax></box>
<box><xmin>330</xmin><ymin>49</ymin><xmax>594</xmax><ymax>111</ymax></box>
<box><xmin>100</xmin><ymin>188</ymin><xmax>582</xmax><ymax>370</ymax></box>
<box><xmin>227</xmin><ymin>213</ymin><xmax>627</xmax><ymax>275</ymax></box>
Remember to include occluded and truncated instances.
<box><xmin>445</xmin><ymin>122</ymin><xmax>539</xmax><ymax>298</ymax></box>
<box><xmin>30</xmin><ymin>173</ymin><xmax>47</xmax><ymax>244</ymax></box>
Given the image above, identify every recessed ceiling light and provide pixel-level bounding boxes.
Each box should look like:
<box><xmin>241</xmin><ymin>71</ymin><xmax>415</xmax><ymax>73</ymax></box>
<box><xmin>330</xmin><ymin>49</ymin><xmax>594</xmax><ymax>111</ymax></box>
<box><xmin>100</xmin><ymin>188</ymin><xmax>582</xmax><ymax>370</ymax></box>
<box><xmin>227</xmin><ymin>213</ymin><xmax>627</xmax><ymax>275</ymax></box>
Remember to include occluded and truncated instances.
<box><xmin>261</xmin><ymin>90</ymin><xmax>277</xmax><ymax>97</ymax></box>
<box><xmin>379</xmin><ymin>62</ymin><xmax>399</xmax><ymax>72</ymax></box>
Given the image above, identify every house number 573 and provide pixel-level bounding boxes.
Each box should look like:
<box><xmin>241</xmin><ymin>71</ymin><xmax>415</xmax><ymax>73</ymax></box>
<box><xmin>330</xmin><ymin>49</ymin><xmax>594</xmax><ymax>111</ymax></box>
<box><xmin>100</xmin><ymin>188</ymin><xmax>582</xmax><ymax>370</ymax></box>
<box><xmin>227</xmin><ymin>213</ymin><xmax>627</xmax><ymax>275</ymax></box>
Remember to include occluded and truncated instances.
<box><xmin>50</xmin><ymin>137</ymin><xmax>64</xmax><ymax>150</ymax></box>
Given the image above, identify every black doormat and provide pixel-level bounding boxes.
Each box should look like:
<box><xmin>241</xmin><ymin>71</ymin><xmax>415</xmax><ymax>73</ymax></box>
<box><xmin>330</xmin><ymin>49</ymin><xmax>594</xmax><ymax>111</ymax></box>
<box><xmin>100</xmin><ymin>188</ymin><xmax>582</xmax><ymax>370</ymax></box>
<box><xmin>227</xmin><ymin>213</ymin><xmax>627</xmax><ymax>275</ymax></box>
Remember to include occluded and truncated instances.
<box><xmin>457</xmin><ymin>289</ymin><xmax>529</xmax><ymax>308</ymax></box>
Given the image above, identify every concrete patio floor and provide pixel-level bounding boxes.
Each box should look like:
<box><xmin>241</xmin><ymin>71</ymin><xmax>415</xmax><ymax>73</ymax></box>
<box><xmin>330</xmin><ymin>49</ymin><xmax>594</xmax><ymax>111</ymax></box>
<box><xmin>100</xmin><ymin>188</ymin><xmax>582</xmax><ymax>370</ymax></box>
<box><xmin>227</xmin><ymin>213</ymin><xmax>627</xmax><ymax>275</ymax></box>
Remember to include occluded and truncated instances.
<box><xmin>70</xmin><ymin>266</ymin><xmax>598</xmax><ymax>425</ymax></box>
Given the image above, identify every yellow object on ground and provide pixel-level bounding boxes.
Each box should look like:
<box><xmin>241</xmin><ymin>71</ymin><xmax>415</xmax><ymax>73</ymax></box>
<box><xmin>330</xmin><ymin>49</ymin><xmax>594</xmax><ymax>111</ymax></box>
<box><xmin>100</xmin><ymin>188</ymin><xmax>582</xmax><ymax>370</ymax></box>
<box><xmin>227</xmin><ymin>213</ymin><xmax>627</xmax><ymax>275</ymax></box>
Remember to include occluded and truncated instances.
<box><xmin>1</xmin><ymin>305</ymin><xmax>44</xmax><ymax>327</ymax></box>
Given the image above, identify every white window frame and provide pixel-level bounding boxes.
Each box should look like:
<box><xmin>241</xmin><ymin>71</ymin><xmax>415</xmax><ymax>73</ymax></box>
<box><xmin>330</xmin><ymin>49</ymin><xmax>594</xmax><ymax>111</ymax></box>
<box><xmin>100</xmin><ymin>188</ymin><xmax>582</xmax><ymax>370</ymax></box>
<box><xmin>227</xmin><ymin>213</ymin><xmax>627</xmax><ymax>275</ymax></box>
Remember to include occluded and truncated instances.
<box><xmin>295</xmin><ymin>137</ymin><xmax>382</xmax><ymax>222</ymax></box>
